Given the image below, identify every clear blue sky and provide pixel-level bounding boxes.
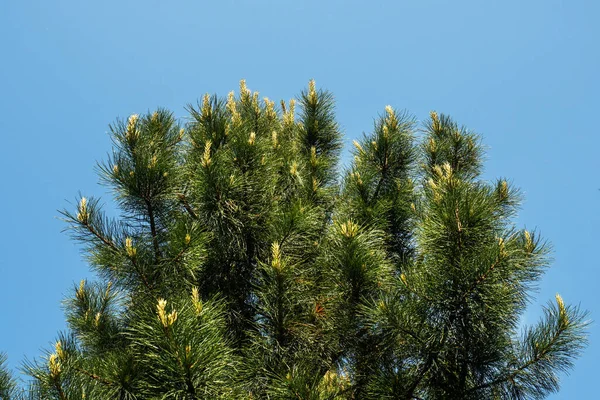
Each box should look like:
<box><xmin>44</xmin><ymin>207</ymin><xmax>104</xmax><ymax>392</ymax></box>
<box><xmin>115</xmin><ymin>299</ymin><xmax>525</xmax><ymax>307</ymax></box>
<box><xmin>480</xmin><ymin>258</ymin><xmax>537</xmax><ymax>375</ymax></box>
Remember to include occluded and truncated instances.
<box><xmin>1</xmin><ymin>0</ymin><xmax>598</xmax><ymax>397</ymax></box>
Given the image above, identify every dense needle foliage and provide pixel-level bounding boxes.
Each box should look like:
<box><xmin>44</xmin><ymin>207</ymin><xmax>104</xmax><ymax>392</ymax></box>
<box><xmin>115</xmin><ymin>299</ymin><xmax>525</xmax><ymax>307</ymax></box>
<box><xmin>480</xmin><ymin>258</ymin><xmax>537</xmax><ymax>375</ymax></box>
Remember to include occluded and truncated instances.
<box><xmin>1</xmin><ymin>81</ymin><xmax>588</xmax><ymax>399</ymax></box>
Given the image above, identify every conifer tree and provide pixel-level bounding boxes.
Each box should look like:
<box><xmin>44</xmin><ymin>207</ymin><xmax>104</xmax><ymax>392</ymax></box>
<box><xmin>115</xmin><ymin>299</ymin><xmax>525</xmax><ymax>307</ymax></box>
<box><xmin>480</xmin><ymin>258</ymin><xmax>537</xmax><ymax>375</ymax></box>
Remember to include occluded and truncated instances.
<box><xmin>0</xmin><ymin>81</ymin><xmax>588</xmax><ymax>399</ymax></box>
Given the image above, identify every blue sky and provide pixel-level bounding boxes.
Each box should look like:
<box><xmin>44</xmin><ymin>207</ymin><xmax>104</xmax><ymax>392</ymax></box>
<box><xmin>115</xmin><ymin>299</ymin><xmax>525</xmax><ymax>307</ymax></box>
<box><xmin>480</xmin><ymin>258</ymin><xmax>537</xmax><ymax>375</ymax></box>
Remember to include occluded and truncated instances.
<box><xmin>1</xmin><ymin>0</ymin><xmax>598</xmax><ymax>397</ymax></box>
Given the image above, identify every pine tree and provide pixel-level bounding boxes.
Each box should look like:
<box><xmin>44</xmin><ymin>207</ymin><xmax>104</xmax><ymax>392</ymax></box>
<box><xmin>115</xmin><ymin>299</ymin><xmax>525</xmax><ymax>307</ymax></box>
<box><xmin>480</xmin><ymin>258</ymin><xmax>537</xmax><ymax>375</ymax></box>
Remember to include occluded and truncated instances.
<box><xmin>1</xmin><ymin>81</ymin><xmax>588</xmax><ymax>399</ymax></box>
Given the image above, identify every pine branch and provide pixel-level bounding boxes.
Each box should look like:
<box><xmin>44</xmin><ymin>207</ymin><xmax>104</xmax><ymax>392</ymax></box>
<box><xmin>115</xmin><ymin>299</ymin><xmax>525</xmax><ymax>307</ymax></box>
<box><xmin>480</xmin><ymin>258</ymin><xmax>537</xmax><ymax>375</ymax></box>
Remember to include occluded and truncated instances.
<box><xmin>467</xmin><ymin>296</ymin><xmax>589</xmax><ymax>397</ymax></box>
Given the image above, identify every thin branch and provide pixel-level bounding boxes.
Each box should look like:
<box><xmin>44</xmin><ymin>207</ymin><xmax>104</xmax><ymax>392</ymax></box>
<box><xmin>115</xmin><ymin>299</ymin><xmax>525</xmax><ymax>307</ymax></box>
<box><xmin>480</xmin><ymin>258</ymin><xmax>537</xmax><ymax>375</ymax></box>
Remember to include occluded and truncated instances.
<box><xmin>52</xmin><ymin>379</ymin><xmax>67</xmax><ymax>400</ymax></box>
<box><xmin>84</xmin><ymin>222</ymin><xmax>117</xmax><ymax>250</ymax></box>
<box><xmin>177</xmin><ymin>193</ymin><xmax>198</xmax><ymax>219</ymax></box>
<box><xmin>463</xmin><ymin>255</ymin><xmax>501</xmax><ymax>300</ymax></box>
<box><xmin>371</xmin><ymin>161</ymin><xmax>388</xmax><ymax>203</ymax></box>
<box><xmin>82</xmin><ymin>221</ymin><xmax>154</xmax><ymax>292</ymax></box>
<box><xmin>130</xmin><ymin>257</ymin><xmax>154</xmax><ymax>292</ymax></box>
<box><xmin>467</xmin><ymin>323</ymin><xmax>568</xmax><ymax>394</ymax></box>
<box><xmin>404</xmin><ymin>354</ymin><xmax>434</xmax><ymax>400</ymax></box>
<box><xmin>145</xmin><ymin>198</ymin><xmax>162</xmax><ymax>262</ymax></box>
<box><xmin>75</xmin><ymin>366</ymin><xmax>115</xmax><ymax>387</ymax></box>
<box><xmin>405</xmin><ymin>323</ymin><xmax>450</xmax><ymax>399</ymax></box>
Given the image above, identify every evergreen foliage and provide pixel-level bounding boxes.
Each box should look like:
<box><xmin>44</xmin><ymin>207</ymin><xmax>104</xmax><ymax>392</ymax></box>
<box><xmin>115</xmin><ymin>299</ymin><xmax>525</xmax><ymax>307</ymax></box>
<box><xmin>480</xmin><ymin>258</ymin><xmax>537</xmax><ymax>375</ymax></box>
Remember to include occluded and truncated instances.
<box><xmin>1</xmin><ymin>81</ymin><xmax>588</xmax><ymax>399</ymax></box>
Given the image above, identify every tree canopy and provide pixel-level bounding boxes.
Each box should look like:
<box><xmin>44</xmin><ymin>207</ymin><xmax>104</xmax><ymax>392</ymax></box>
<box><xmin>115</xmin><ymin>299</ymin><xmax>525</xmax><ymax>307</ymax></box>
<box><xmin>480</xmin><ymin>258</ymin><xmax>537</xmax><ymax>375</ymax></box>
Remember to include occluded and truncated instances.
<box><xmin>0</xmin><ymin>80</ymin><xmax>588</xmax><ymax>399</ymax></box>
